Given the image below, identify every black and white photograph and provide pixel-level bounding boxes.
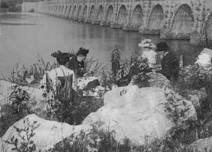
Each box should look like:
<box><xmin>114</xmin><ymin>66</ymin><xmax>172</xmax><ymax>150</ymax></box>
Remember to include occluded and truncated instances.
<box><xmin>0</xmin><ymin>0</ymin><xmax>212</xmax><ymax>151</ymax></box>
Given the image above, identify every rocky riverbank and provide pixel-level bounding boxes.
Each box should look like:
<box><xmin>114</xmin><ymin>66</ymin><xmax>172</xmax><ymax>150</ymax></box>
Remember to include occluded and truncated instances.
<box><xmin>1</xmin><ymin>49</ymin><xmax>212</xmax><ymax>152</ymax></box>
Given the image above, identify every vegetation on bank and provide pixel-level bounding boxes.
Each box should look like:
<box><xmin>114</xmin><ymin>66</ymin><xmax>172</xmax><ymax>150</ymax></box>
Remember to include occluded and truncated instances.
<box><xmin>1</xmin><ymin>49</ymin><xmax>212</xmax><ymax>151</ymax></box>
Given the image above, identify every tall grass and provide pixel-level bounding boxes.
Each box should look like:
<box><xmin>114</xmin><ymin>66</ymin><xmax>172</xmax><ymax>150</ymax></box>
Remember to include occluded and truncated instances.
<box><xmin>1</xmin><ymin>56</ymin><xmax>57</xmax><ymax>86</ymax></box>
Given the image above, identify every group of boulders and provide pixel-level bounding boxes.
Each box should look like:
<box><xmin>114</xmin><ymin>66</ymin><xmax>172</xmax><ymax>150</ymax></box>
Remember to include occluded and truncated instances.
<box><xmin>0</xmin><ymin>48</ymin><xmax>212</xmax><ymax>151</ymax></box>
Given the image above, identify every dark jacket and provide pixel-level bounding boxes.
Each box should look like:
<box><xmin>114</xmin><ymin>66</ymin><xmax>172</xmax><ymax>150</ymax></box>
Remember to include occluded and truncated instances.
<box><xmin>161</xmin><ymin>52</ymin><xmax>179</xmax><ymax>81</ymax></box>
<box><xmin>66</xmin><ymin>55</ymin><xmax>86</xmax><ymax>77</ymax></box>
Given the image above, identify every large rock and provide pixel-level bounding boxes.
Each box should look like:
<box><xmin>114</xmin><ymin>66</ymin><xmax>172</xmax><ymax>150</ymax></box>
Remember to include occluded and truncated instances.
<box><xmin>195</xmin><ymin>48</ymin><xmax>212</xmax><ymax>68</ymax></box>
<box><xmin>188</xmin><ymin>137</ymin><xmax>212</xmax><ymax>152</ymax></box>
<box><xmin>0</xmin><ymin>85</ymin><xmax>197</xmax><ymax>151</ymax></box>
<box><xmin>147</xmin><ymin>72</ymin><xmax>171</xmax><ymax>89</ymax></box>
<box><xmin>0</xmin><ymin>114</ymin><xmax>91</xmax><ymax>152</ymax></box>
<box><xmin>84</xmin><ymin>86</ymin><xmax>175</xmax><ymax>145</ymax></box>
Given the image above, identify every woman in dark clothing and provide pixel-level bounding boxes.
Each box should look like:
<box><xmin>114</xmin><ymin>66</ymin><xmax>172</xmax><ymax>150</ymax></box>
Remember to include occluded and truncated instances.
<box><xmin>66</xmin><ymin>47</ymin><xmax>89</xmax><ymax>77</ymax></box>
<box><xmin>51</xmin><ymin>50</ymin><xmax>71</xmax><ymax>65</ymax></box>
<box><xmin>156</xmin><ymin>42</ymin><xmax>180</xmax><ymax>81</ymax></box>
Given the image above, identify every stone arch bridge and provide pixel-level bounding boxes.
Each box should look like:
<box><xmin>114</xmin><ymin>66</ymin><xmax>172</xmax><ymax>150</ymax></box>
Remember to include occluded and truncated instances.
<box><xmin>36</xmin><ymin>0</ymin><xmax>212</xmax><ymax>44</ymax></box>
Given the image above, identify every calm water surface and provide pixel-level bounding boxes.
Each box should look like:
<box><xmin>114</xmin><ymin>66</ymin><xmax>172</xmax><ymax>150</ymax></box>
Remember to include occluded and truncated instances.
<box><xmin>0</xmin><ymin>13</ymin><xmax>203</xmax><ymax>75</ymax></box>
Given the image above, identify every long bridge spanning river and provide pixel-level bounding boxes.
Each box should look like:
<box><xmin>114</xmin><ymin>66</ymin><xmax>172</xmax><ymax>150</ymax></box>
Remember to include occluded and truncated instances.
<box><xmin>33</xmin><ymin>0</ymin><xmax>212</xmax><ymax>44</ymax></box>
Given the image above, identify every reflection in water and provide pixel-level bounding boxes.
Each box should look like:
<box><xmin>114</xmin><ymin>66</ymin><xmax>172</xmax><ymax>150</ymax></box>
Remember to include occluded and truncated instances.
<box><xmin>0</xmin><ymin>13</ymin><xmax>203</xmax><ymax>75</ymax></box>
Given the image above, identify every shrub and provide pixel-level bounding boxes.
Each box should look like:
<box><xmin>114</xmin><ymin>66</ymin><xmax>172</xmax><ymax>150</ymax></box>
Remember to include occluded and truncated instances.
<box><xmin>116</xmin><ymin>57</ymin><xmax>151</xmax><ymax>87</ymax></box>
<box><xmin>9</xmin><ymin>85</ymin><xmax>30</xmax><ymax>114</ymax></box>
<box><xmin>0</xmin><ymin>85</ymin><xmax>31</xmax><ymax>136</ymax></box>
<box><xmin>3</xmin><ymin>117</ymin><xmax>40</xmax><ymax>152</ymax></box>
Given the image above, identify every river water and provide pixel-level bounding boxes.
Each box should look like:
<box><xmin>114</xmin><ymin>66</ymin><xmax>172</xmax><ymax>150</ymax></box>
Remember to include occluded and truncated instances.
<box><xmin>0</xmin><ymin>13</ymin><xmax>203</xmax><ymax>75</ymax></box>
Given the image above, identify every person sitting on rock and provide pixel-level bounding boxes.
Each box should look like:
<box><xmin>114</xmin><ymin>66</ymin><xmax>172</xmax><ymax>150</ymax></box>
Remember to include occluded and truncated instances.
<box><xmin>66</xmin><ymin>47</ymin><xmax>89</xmax><ymax>78</ymax></box>
<box><xmin>156</xmin><ymin>42</ymin><xmax>179</xmax><ymax>82</ymax></box>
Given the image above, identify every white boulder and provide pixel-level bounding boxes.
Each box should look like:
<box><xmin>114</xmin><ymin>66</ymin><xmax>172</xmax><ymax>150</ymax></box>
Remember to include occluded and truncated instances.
<box><xmin>0</xmin><ymin>114</ymin><xmax>91</xmax><ymax>152</ymax></box>
<box><xmin>84</xmin><ymin>86</ymin><xmax>175</xmax><ymax>145</ymax></box>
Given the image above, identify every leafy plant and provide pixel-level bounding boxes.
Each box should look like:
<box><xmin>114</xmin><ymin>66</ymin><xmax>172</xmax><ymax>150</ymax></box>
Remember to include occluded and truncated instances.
<box><xmin>9</xmin><ymin>85</ymin><xmax>30</xmax><ymax>114</ymax></box>
<box><xmin>1</xmin><ymin>56</ymin><xmax>57</xmax><ymax>86</ymax></box>
<box><xmin>4</xmin><ymin>117</ymin><xmax>40</xmax><ymax>152</ymax></box>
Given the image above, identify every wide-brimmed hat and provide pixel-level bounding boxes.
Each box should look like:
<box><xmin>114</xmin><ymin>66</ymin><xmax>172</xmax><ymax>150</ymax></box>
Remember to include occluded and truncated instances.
<box><xmin>51</xmin><ymin>50</ymin><xmax>72</xmax><ymax>58</ymax></box>
<box><xmin>138</xmin><ymin>39</ymin><xmax>156</xmax><ymax>49</ymax></box>
<box><xmin>51</xmin><ymin>50</ymin><xmax>71</xmax><ymax>65</ymax></box>
<box><xmin>76</xmin><ymin>47</ymin><xmax>89</xmax><ymax>56</ymax></box>
<box><xmin>155</xmin><ymin>42</ymin><xmax>169</xmax><ymax>52</ymax></box>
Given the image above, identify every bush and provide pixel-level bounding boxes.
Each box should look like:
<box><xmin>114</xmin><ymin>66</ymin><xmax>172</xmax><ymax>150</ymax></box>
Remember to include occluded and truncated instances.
<box><xmin>0</xmin><ymin>85</ymin><xmax>31</xmax><ymax>136</ymax></box>
<box><xmin>46</xmin><ymin>90</ymin><xmax>103</xmax><ymax>125</ymax></box>
<box><xmin>3</xmin><ymin>117</ymin><xmax>40</xmax><ymax>152</ymax></box>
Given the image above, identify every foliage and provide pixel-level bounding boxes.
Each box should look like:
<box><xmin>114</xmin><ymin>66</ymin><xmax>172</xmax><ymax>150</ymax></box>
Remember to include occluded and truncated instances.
<box><xmin>47</xmin><ymin>122</ymin><xmax>211</xmax><ymax>152</ymax></box>
<box><xmin>163</xmin><ymin>88</ymin><xmax>194</xmax><ymax>125</ymax></box>
<box><xmin>1</xmin><ymin>56</ymin><xmax>57</xmax><ymax>86</ymax></box>
<box><xmin>46</xmin><ymin>91</ymin><xmax>103</xmax><ymax>125</ymax></box>
<box><xmin>177</xmin><ymin>64</ymin><xmax>212</xmax><ymax>90</ymax></box>
<box><xmin>43</xmin><ymin>74</ymin><xmax>104</xmax><ymax>125</ymax></box>
<box><xmin>48</xmin><ymin>124</ymin><xmax>137</xmax><ymax>152</ymax></box>
<box><xmin>111</xmin><ymin>48</ymin><xmax>121</xmax><ymax>78</ymax></box>
<box><xmin>116</xmin><ymin>57</ymin><xmax>151</xmax><ymax>87</ymax></box>
<box><xmin>4</xmin><ymin>117</ymin><xmax>40</xmax><ymax>152</ymax></box>
<box><xmin>85</xmin><ymin>57</ymin><xmax>105</xmax><ymax>77</ymax></box>
<box><xmin>0</xmin><ymin>85</ymin><xmax>31</xmax><ymax>136</ymax></box>
<box><xmin>9</xmin><ymin>85</ymin><xmax>30</xmax><ymax>114</ymax></box>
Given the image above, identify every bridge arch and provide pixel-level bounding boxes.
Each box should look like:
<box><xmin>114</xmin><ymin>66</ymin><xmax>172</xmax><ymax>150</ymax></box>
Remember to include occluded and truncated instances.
<box><xmin>72</xmin><ymin>5</ymin><xmax>77</xmax><ymax>18</ymax></box>
<box><xmin>171</xmin><ymin>4</ymin><xmax>194</xmax><ymax>34</ymax></box>
<box><xmin>131</xmin><ymin>5</ymin><xmax>143</xmax><ymax>30</ymax></box>
<box><xmin>89</xmin><ymin>5</ymin><xmax>96</xmax><ymax>20</ymax></box>
<box><xmin>97</xmin><ymin>5</ymin><xmax>104</xmax><ymax>22</ymax></box>
<box><xmin>65</xmin><ymin>6</ymin><xmax>69</xmax><ymax>15</ymax></box>
<box><xmin>82</xmin><ymin>5</ymin><xmax>88</xmax><ymax>20</ymax></box>
<box><xmin>117</xmin><ymin>5</ymin><xmax>128</xmax><ymax>26</ymax></box>
<box><xmin>148</xmin><ymin>4</ymin><xmax>164</xmax><ymax>30</ymax></box>
<box><xmin>61</xmin><ymin>6</ymin><xmax>64</xmax><ymax>14</ymax></box>
<box><xmin>62</xmin><ymin>6</ymin><xmax>65</xmax><ymax>14</ymax></box>
<box><xmin>57</xmin><ymin>6</ymin><xmax>60</xmax><ymax>13</ymax></box>
<box><xmin>77</xmin><ymin>5</ymin><xmax>82</xmax><ymax>19</ymax></box>
<box><xmin>105</xmin><ymin>5</ymin><xmax>113</xmax><ymax>25</ymax></box>
<box><xmin>67</xmin><ymin>6</ymin><xmax>72</xmax><ymax>17</ymax></box>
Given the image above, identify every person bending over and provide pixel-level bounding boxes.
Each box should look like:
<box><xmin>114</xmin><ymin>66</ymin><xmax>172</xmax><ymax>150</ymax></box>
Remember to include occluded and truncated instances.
<box><xmin>66</xmin><ymin>47</ymin><xmax>89</xmax><ymax>78</ymax></box>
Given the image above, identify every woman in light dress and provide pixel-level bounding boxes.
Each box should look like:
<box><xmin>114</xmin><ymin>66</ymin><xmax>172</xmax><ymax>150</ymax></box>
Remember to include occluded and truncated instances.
<box><xmin>138</xmin><ymin>39</ymin><xmax>160</xmax><ymax>71</ymax></box>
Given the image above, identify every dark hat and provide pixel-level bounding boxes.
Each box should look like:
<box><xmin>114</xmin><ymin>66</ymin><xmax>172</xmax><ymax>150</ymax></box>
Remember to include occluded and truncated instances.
<box><xmin>76</xmin><ymin>48</ymin><xmax>89</xmax><ymax>56</ymax></box>
<box><xmin>51</xmin><ymin>50</ymin><xmax>71</xmax><ymax>58</ymax></box>
<box><xmin>51</xmin><ymin>50</ymin><xmax>71</xmax><ymax>65</ymax></box>
<box><xmin>156</xmin><ymin>42</ymin><xmax>169</xmax><ymax>52</ymax></box>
